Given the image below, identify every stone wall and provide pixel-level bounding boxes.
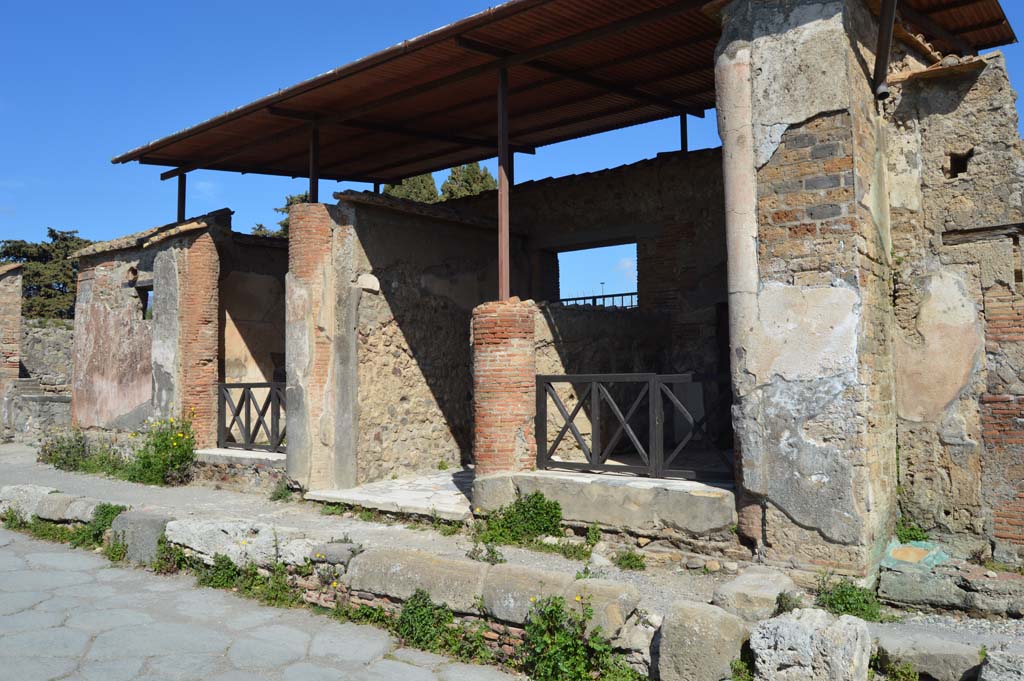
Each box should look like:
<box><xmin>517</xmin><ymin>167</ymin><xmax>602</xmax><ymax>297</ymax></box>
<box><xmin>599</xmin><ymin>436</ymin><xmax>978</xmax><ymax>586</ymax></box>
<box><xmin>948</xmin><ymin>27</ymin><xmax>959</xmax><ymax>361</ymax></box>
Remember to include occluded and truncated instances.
<box><xmin>0</xmin><ymin>265</ymin><xmax>22</xmax><ymax>440</ymax></box>
<box><xmin>21</xmin><ymin>319</ymin><xmax>73</xmax><ymax>393</ymax></box>
<box><xmin>347</xmin><ymin>200</ymin><xmax>530</xmax><ymax>482</ymax></box>
<box><xmin>887</xmin><ymin>51</ymin><xmax>1024</xmax><ymax>563</ymax></box>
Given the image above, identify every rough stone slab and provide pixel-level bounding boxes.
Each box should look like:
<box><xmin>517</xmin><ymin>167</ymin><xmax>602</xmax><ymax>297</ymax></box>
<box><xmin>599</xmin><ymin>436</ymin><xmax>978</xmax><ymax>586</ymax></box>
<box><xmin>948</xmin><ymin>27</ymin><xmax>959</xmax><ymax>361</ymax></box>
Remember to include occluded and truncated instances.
<box><xmin>63</xmin><ymin>497</ymin><xmax>104</xmax><ymax>523</ymax></box>
<box><xmin>878</xmin><ymin>569</ymin><xmax>969</xmax><ymax>610</ymax></box>
<box><xmin>476</xmin><ymin>471</ymin><xmax>736</xmax><ymax>535</ymax></box>
<box><xmin>0</xmin><ymin>485</ymin><xmax>58</xmax><ymax>521</ymax></box>
<box><xmin>344</xmin><ymin>548</ymin><xmax>487</xmax><ymax>614</ymax></box>
<box><xmin>750</xmin><ymin>609</ymin><xmax>870</xmax><ymax>681</ymax></box>
<box><xmin>712</xmin><ymin>566</ymin><xmax>799</xmax><ymax>622</ymax></box>
<box><xmin>481</xmin><ymin>563</ymin><xmax>575</xmax><ymax>624</ymax></box>
<box><xmin>658</xmin><ymin>600</ymin><xmax>747</xmax><ymax>681</ymax></box>
<box><xmin>562</xmin><ymin>579</ymin><xmax>640</xmax><ymax>637</ymax></box>
<box><xmin>195</xmin><ymin>448</ymin><xmax>286</xmax><ymax>469</ymax></box>
<box><xmin>111</xmin><ymin>511</ymin><xmax>175</xmax><ymax>565</ymax></box>
<box><xmin>164</xmin><ymin>518</ymin><xmax>317</xmax><ymax>567</ymax></box>
<box><xmin>33</xmin><ymin>493</ymin><xmax>76</xmax><ymax>522</ymax></box>
<box><xmin>980</xmin><ymin>646</ymin><xmax>1024</xmax><ymax>680</ymax></box>
<box><xmin>872</xmin><ymin>624</ymin><xmax>984</xmax><ymax>681</ymax></box>
<box><xmin>470</xmin><ymin>475</ymin><xmax>517</xmax><ymax>511</ymax></box>
<box><xmin>306</xmin><ymin>471</ymin><xmax>472</xmax><ymax>522</ymax></box>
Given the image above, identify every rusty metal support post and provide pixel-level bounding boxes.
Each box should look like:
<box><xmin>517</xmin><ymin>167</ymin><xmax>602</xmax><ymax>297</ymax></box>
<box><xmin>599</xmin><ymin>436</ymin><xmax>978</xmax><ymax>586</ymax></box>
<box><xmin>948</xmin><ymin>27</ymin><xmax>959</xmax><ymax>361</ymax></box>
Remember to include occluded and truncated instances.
<box><xmin>177</xmin><ymin>174</ymin><xmax>186</xmax><ymax>222</ymax></box>
<box><xmin>497</xmin><ymin>67</ymin><xmax>511</xmax><ymax>301</ymax></box>
<box><xmin>680</xmin><ymin>114</ymin><xmax>688</xmax><ymax>153</ymax></box>
<box><xmin>873</xmin><ymin>0</ymin><xmax>899</xmax><ymax>100</ymax></box>
<box><xmin>309</xmin><ymin>121</ymin><xmax>320</xmax><ymax>202</ymax></box>
<box><xmin>373</xmin><ymin>182</ymin><xmax>380</xmax><ymax>194</ymax></box>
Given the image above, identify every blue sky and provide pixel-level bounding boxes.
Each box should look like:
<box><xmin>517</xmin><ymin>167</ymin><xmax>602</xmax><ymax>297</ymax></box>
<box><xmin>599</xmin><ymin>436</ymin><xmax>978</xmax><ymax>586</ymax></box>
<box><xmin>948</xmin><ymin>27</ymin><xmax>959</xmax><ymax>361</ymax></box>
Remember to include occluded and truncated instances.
<box><xmin>1</xmin><ymin>2</ymin><xmax>1022</xmax><ymax>298</ymax></box>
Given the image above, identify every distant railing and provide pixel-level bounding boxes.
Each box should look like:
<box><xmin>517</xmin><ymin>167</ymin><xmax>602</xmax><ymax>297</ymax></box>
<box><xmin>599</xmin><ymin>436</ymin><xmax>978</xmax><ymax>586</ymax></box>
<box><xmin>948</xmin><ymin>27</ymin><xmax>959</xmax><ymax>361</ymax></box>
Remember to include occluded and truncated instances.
<box><xmin>217</xmin><ymin>382</ymin><xmax>286</xmax><ymax>453</ymax></box>
<box><xmin>552</xmin><ymin>292</ymin><xmax>638</xmax><ymax>309</ymax></box>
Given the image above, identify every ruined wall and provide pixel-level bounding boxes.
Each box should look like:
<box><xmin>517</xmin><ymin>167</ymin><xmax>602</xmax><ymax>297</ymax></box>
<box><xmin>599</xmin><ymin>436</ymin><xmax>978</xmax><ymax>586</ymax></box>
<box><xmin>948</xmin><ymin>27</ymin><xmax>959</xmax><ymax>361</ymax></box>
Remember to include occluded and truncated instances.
<box><xmin>21</xmin><ymin>319</ymin><xmax>73</xmax><ymax>394</ymax></box>
<box><xmin>888</xmin><ymin>52</ymin><xmax>1024</xmax><ymax>562</ymax></box>
<box><xmin>72</xmin><ymin>248</ymin><xmax>158</xmax><ymax>430</ymax></box>
<box><xmin>718</xmin><ymin>0</ymin><xmax>897</xmax><ymax>575</ymax></box>
<box><xmin>452</xmin><ymin>149</ymin><xmax>729</xmax><ymax>378</ymax></box>
<box><xmin>347</xmin><ymin>200</ymin><xmax>530</xmax><ymax>482</ymax></box>
<box><xmin>219</xmin><ymin>236</ymin><xmax>287</xmax><ymax>384</ymax></box>
<box><xmin>0</xmin><ymin>265</ymin><xmax>22</xmax><ymax>440</ymax></box>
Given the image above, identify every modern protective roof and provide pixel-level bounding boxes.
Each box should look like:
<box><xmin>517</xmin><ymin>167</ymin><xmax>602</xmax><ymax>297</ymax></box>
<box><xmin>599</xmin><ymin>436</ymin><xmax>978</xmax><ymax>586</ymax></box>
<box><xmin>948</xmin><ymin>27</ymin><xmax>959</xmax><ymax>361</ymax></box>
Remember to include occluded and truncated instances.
<box><xmin>112</xmin><ymin>0</ymin><xmax>1016</xmax><ymax>185</ymax></box>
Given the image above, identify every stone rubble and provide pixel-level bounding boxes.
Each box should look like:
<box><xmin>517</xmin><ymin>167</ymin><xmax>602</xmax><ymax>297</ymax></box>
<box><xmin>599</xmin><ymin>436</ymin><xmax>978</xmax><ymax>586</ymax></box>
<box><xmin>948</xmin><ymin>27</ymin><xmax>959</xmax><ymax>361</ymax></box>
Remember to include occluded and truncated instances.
<box><xmin>749</xmin><ymin>608</ymin><xmax>871</xmax><ymax>681</ymax></box>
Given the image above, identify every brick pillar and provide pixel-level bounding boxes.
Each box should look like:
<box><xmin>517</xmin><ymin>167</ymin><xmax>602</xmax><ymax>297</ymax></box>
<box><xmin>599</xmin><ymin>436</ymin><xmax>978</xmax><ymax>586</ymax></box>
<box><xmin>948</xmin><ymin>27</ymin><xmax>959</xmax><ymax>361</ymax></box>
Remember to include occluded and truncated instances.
<box><xmin>0</xmin><ymin>265</ymin><xmax>22</xmax><ymax>431</ymax></box>
<box><xmin>472</xmin><ymin>297</ymin><xmax>537</xmax><ymax>475</ymax></box>
<box><xmin>286</xmin><ymin>203</ymin><xmax>358</xmax><ymax>491</ymax></box>
<box><xmin>178</xmin><ymin>233</ymin><xmax>220</xmax><ymax>448</ymax></box>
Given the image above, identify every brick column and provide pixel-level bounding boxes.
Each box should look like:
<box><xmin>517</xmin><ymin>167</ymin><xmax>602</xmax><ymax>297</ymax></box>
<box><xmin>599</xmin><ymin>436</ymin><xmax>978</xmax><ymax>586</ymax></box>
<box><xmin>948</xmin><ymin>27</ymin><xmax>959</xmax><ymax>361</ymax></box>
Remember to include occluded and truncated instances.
<box><xmin>471</xmin><ymin>297</ymin><xmax>537</xmax><ymax>475</ymax></box>
<box><xmin>286</xmin><ymin>203</ymin><xmax>358</xmax><ymax>490</ymax></box>
<box><xmin>0</xmin><ymin>265</ymin><xmax>22</xmax><ymax>428</ymax></box>
<box><xmin>179</xmin><ymin>233</ymin><xmax>220</xmax><ymax>448</ymax></box>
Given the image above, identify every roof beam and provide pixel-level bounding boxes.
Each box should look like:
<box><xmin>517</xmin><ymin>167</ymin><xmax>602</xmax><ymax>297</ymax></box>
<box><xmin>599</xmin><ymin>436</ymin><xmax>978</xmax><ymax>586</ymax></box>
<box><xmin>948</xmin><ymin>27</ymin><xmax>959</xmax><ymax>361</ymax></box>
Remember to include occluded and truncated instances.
<box><xmin>923</xmin><ymin>0</ymin><xmax>984</xmax><ymax>14</ymax></box>
<box><xmin>455</xmin><ymin>36</ymin><xmax>703</xmax><ymax>116</ymax></box>
<box><xmin>267</xmin><ymin>106</ymin><xmax>536</xmax><ymax>154</ymax></box>
<box><xmin>153</xmin><ymin>0</ymin><xmax>707</xmax><ymax>180</ymax></box>
<box><xmin>898</xmin><ymin>4</ymin><xmax>975</xmax><ymax>55</ymax></box>
<box><xmin>158</xmin><ymin>125</ymin><xmax>308</xmax><ymax>180</ymax></box>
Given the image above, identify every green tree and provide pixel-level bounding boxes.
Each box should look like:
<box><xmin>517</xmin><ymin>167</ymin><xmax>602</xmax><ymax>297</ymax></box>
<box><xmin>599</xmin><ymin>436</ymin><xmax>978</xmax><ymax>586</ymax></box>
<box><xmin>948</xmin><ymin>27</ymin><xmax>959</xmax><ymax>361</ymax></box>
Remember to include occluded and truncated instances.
<box><xmin>384</xmin><ymin>174</ymin><xmax>439</xmax><ymax>203</ymax></box>
<box><xmin>252</xmin><ymin>192</ymin><xmax>308</xmax><ymax>238</ymax></box>
<box><xmin>0</xmin><ymin>228</ymin><xmax>91</xmax><ymax>319</ymax></box>
<box><xmin>440</xmin><ymin>162</ymin><xmax>497</xmax><ymax>201</ymax></box>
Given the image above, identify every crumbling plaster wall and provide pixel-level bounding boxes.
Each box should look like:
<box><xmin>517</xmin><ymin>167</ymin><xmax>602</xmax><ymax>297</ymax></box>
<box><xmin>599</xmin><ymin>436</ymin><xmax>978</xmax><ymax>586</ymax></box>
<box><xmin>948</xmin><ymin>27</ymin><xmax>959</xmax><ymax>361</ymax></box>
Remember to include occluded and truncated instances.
<box><xmin>887</xmin><ymin>52</ymin><xmax>1024</xmax><ymax>561</ymax></box>
<box><xmin>718</xmin><ymin>0</ymin><xmax>896</xmax><ymax>574</ymax></box>
<box><xmin>21</xmin><ymin>319</ymin><xmax>74</xmax><ymax>394</ymax></box>
<box><xmin>0</xmin><ymin>266</ymin><xmax>22</xmax><ymax>441</ymax></box>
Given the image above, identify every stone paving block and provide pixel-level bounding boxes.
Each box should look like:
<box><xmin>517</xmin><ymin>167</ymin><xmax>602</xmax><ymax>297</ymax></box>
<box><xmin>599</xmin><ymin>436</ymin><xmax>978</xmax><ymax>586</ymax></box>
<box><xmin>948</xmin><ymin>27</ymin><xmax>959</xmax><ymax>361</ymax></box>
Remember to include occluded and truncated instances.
<box><xmin>164</xmin><ymin>518</ymin><xmax>317</xmax><ymax>567</ymax></box>
<box><xmin>750</xmin><ymin>609</ymin><xmax>870</xmax><ymax>681</ymax></box>
<box><xmin>481</xmin><ymin>563</ymin><xmax>574</xmax><ymax>624</ymax></box>
<box><xmin>470</xmin><ymin>474</ymin><xmax>518</xmax><ymax>512</ymax></box>
<box><xmin>309</xmin><ymin>542</ymin><xmax>357</xmax><ymax>566</ymax></box>
<box><xmin>712</xmin><ymin>566</ymin><xmax>799</xmax><ymax>621</ymax></box>
<box><xmin>345</xmin><ymin>548</ymin><xmax>487</xmax><ymax>614</ymax></box>
<box><xmin>979</xmin><ymin>646</ymin><xmax>1024</xmax><ymax>680</ymax></box>
<box><xmin>658</xmin><ymin>600</ymin><xmax>747</xmax><ymax>681</ymax></box>
<box><xmin>0</xmin><ymin>484</ymin><xmax>58</xmax><ymax>521</ymax></box>
<box><xmin>64</xmin><ymin>496</ymin><xmax>103</xmax><ymax>523</ymax></box>
<box><xmin>110</xmin><ymin>510</ymin><xmax>175</xmax><ymax>565</ymax></box>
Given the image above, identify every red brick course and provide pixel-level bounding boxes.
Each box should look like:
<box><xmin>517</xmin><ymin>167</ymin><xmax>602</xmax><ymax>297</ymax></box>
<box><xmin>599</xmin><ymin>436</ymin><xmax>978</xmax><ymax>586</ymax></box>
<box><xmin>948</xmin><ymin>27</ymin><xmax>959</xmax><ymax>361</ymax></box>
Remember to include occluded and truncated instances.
<box><xmin>472</xmin><ymin>298</ymin><xmax>537</xmax><ymax>475</ymax></box>
<box><xmin>179</xmin><ymin>233</ymin><xmax>220</xmax><ymax>448</ymax></box>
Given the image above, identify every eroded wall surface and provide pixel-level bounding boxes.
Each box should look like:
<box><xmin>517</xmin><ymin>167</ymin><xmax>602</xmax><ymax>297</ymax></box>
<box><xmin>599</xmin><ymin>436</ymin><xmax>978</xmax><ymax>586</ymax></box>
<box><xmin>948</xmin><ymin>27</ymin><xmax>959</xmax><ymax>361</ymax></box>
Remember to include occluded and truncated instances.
<box><xmin>349</xmin><ymin>202</ymin><xmax>530</xmax><ymax>483</ymax></box>
<box><xmin>887</xmin><ymin>52</ymin><xmax>1024</xmax><ymax>562</ymax></box>
<box><xmin>0</xmin><ymin>267</ymin><xmax>22</xmax><ymax>440</ymax></box>
<box><xmin>21</xmin><ymin>319</ymin><xmax>74</xmax><ymax>393</ymax></box>
<box><xmin>718</xmin><ymin>0</ymin><xmax>896</xmax><ymax>574</ymax></box>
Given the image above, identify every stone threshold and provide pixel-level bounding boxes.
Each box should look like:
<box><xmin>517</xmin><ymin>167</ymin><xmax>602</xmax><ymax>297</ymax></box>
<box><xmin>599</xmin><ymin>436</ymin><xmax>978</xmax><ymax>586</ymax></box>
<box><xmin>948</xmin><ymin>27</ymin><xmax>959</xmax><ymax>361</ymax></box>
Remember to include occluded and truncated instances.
<box><xmin>305</xmin><ymin>470</ymin><xmax>474</xmax><ymax>522</ymax></box>
<box><xmin>195</xmin><ymin>447</ymin><xmax>286</xmax><ymax>469</ymax></box>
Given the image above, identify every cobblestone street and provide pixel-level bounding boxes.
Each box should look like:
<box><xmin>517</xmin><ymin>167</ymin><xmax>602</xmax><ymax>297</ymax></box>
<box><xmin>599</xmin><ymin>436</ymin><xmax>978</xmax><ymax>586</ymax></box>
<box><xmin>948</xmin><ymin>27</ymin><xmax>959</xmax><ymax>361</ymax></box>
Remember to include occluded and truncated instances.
<box><xmin>0</xmin><ymin>528</ymin><xmax>518</xmax><ymax>681</ymax></box>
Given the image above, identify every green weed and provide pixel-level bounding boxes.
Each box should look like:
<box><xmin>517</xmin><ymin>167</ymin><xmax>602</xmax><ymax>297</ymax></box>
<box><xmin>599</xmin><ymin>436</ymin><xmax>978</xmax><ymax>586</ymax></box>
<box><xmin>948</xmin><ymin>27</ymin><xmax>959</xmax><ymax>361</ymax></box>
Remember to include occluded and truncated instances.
<box><xmin>815</xmin><ymin>573</ymin><xmax>882</xmax><ymax>622</ymax></box>
<box><xmin>269</xmin><ymin>479</ymin><xmax>293</xmax><ymax>502</ymax></box>
<box><xmin>475</xmin><ymin>492</ymin><xmax>561</xmax><ymax>546</ymax></box>
<box><xmin>151</xmin><ymin>534</ymin><xmax>190</xmax><ymax>574</ymax></box>
<box><xmin>895</xmin><ymin>518</ymin><xmax>929</xmax><ymax>544</ymax></box>
<box><xmin>612</xmin><ymin>549</ymin><xmax>646</xmax><ymax>571</ymax></box>
<box><xmin>774</xmin><ymin>591</ymin><xmax>803</xmax><ymax>616</ymax></box>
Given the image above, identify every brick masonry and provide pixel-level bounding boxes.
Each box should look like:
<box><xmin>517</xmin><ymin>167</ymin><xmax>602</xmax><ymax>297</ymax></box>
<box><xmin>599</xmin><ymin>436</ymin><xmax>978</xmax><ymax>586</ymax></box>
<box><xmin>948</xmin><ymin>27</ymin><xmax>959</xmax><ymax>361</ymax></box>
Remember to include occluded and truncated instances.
<box><xmin>0</xmin><ymin>266</ymin><xmax>22</xmax><ymax>396</ymax></box>
<box><xmin>472</xmin><ymin>298</ymin><xmax>537</xmax><ymax>476</ymax></box>
<box><xmin>178</xmin><ymin>232</ymin><xmax>220</xmax><ymax>449</ymax></box>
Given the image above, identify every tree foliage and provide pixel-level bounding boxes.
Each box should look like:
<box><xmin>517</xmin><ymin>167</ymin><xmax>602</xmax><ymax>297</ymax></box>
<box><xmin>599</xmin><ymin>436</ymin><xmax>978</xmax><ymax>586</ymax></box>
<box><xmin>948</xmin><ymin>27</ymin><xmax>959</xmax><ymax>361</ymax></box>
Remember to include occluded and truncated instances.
<box><xmin>0</xmin><ymin>228</ymin><xmax>91</xmax><ymax>319</ymax></box>
<box><xmin>252</xmin><ymin>192</ymin><xmax>308</xmax><ymax>238</ymax></box>
<box><xmin>441</xmin><ymin>162</ymin><xmax>497</xmax><ymax>200</ymax></box>
<box><xmin>384</xmin><ymin>174</ymin><xmax>439</xmax><ymax>204</ymax></box>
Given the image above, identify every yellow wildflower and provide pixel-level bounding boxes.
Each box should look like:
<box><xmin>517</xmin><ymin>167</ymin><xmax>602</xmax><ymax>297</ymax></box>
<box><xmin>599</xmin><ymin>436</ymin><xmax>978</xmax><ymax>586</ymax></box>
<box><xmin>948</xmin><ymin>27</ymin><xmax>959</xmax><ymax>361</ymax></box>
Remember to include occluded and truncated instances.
<box><xmin>529</xmin><ymin>596</ymin><xmax>536</xmax><ymax>603</ymax></box>
<box><xmin>331</xmin><ymin>581</ymin><xmax>338</xmax><ymax>588</ymax></box>
<box><xmin>169</xmin><ymin>417</ymin><xmax>175</xmax><ymax>423</ymax></box>
<box><xmin>575</xmin><ymin>595</ymin><xmax>581</xmax><ymax>602</ymax></box>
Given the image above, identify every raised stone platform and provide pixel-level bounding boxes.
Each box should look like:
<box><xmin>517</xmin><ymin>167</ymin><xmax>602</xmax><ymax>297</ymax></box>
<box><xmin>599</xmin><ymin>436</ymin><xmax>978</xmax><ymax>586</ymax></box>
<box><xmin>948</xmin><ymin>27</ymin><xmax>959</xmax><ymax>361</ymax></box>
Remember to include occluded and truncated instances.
<box><xmin>193</xmin><ymin>448</ymin><xmax>288</xmax><ymax>493</ymax></box>
<box><xmin>473</xmin><ymin>470</ymin><xmax>737</xmax><ymax>536</ymax></box>
<box><xmin>196</xmin><ymin>448</ymin><xmax>287</xmax><ymax>468</ymax></box>
<box><xmin>305</xmin><ymin>470</ymin><xmax>474</xmax><ymax>522</ymax></box>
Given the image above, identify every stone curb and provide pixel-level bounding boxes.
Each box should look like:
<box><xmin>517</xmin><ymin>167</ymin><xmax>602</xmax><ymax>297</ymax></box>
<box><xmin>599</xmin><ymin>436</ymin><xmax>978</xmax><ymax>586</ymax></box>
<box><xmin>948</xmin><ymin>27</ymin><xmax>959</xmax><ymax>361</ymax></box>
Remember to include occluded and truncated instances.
<box><xmin>111</xmin><ymin>510</ymin><xmax>175</xmax><ymax>564</ymax></box>
<box><xmin>0</xmin><ymin>484</ymin><xmax>121</xmax><ymax>524</ymax></box>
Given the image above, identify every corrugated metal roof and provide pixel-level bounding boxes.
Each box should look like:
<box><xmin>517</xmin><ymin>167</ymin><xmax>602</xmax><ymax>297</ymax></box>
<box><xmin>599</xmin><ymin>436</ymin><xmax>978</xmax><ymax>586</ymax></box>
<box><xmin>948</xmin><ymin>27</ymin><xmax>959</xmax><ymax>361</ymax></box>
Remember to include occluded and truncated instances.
<box><xmin>112</xmin><ymin>0</ymin><xmax>1016</xmax><ymax>184</ymax></box>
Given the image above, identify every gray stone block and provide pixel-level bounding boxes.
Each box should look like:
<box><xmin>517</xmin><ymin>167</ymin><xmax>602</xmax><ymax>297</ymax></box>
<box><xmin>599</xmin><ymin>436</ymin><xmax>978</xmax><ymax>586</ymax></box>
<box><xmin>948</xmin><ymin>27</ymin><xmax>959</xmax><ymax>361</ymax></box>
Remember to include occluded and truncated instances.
<box><xmin>470</xmin><ymin>474</ymin><xmax>517</xmax><ymax>512</ymax></box>
<box><xmin>872</xmin><ymin>625</ymin><xmax>983</xmax><ymax>681</ymax></box>
<box><xmin>712</xmin><ymin>566</ymin><xmax>799</xmax><ymax>622</ymax></box>
<box><xmin>34</xmin><ymin>492</ymin><xmax>76</xmax><ymax>521</ymax></box>
<box><xmin>0</xmin><ymin>484</ymin><xmax>58</xmax><ymax>521</ymax></box>
<box><xmin>111</xmin><ymin>511</ymin><xmax>175</xmax><ymax>565</ymax></box>
<box><xmin>480</xmin><ymin>563</ymin><xmax>574</xmax><ymax>624</ymax></box>
<box><xmin>309</xmin><ymin>542</ymin><xmax>358</xmax><ymax>566</ymax></box>
<box><xmin>979</xmin><ymin>646</ymin><xmax>1024</xmax><ymax>680</ymax></box>
<box><xmin>878</xmin><ymin>569</ymin><xmax>969</xmax><ymax>610</ymax></box>
<box><xmin>344</xmin><ymin>548</ymin><xmax>487</xmax><ymax>614</ymax></box>
<box><xmin>64</xmin><ymin>497</ymin><xmax>103</xmax><ymax>523</ymax></box>
<box><xmin>750</xmin><ymin>609</ymin><xmax>870</xmax><ymax>681</ymax></box>
<box><xmin>658</xmin><ymin>600</ymin><xmax>747</xmax><ymax>681</ymax></box>
<box><xmin>164</xmin><ymin>519</ymin><xmax>317</xmax><ymax>567</ymax></box>
<box><xmin>562</xmin><ymin>579</ymin><xmax>640</xmax><ymax>637</ymax></box>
